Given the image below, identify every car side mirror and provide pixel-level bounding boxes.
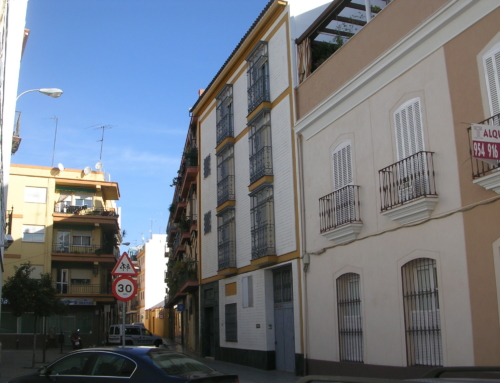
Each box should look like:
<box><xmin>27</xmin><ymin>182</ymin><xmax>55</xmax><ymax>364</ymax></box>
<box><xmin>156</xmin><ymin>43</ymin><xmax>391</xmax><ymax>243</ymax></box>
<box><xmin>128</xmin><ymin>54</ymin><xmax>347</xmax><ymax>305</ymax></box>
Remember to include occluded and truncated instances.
<box><xmin>38</xmin><ymin>366</ymin><xmax>47</xmax><ymax>374</ymax></box>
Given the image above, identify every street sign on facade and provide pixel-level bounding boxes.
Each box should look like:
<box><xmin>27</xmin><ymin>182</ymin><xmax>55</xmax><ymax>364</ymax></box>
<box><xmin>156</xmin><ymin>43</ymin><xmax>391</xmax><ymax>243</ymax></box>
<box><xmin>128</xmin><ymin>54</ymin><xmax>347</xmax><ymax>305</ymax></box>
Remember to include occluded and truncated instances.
<box><xmin>111</xmin><ymin>252</ymin><xmax>137</xmax><ymax>276</ymax></box>
<box><xmin>112</xmin><ymin>276</ymin><xmax>137</xmax><ymax>301</ymax></box>
<box><xmin>471</xmin><ymin>123</ymin><xmax>500</xmax><ymax>163</ymax></box>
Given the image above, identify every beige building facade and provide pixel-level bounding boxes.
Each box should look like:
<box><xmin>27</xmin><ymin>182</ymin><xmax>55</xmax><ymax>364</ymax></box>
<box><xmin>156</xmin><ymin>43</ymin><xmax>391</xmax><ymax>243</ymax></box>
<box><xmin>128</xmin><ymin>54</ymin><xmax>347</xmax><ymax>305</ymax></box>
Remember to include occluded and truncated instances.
<box><xmin>294</xmin><ymin>0</ymin><xmax>500</xmax><ymax>376</ymax></box>
<box><xmin>1</xmin><ymin>164</ymin><xmax>121</xmax><ymax>348</ymax></box>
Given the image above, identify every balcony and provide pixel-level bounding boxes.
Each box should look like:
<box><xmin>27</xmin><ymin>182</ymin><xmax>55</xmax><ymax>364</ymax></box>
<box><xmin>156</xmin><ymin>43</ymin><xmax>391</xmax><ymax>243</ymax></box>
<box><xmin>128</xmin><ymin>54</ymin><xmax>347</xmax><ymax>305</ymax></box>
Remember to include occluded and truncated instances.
<box><xmin>250</xmin><ymin>146</ymin><xmax>273</xmax><ymax>184</ymax></box>
<box><xmin>217</xmin><ymin>175</ymin><xmax>235</xmax><ymax>207</ymax></box>
<box><xmin>179</xmin><ymin>149</ymin><xmax>198</xmax><ymax>199</ymax></box>
<box><xmin>53</xmin><ymin>283</ymin><xmax>112</xmax><ymax>295</ymax></box>
<box><xmin>468</xmin><ymin>113</ymin><xmax>500</xmax><ymax>193</ymax></box>
<box><xmin>54</xmin><ymin>205</ymin><xmax>118</xmax><ymax>216</ymax></box>
<box><xmin>216</xmin><ymin>113</ymin><xmax>234</xmax><ymax>146</ymax></box>
<box><xmin>319</xmin><ymin>185</ymin><xmax>362</xmax><ymax>243</ymax></box>
<box><xmin>248</xmin><ymin>74</ymin><xmax>270</xmax><ymax>115</ymax></box>
<box><xmin>218</xmin><ymin>240</ymin><xmax>236</xmax><ymax>276</ymax></box>
<box><xmin>379</xmin><ymin>151</ymin><xmax>438</xmax><ymax>225</ymax></box>
<box><xmin>52</xmin><ymin>244</ymin><xmax>116</xmax><ymax>263</ymax></box>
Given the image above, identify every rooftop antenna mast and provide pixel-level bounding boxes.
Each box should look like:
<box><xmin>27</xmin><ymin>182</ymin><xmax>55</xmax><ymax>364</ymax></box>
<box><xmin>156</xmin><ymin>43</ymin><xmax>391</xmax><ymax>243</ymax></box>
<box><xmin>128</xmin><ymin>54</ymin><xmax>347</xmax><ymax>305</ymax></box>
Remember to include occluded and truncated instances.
<box><xmin>44</xmin><ymin>116</ymin><xmax>58</xmax><ymax>167</ymax></box>
<box><xmin>95</xmin><ymin>125</ymin><xmax>113</xmax><ymax>161</ymax></box>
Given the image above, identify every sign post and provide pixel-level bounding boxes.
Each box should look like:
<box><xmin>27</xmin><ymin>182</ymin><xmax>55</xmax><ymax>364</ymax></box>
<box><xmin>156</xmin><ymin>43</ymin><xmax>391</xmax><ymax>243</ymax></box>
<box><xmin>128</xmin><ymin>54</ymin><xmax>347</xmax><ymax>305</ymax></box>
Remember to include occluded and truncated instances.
<box><xmin>111</xmin><ymin>252</ymin><xmax>138</xmax><ymax>348</ymax></box>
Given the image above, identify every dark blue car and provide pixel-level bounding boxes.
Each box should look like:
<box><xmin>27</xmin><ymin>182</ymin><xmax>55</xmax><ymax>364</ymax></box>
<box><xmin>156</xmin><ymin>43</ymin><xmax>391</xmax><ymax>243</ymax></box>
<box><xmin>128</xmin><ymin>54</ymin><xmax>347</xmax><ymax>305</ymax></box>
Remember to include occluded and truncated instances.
<box><xmin>8</xmin><ymin>347</ymin><xmax>239</xmax><ymax>382</ymax></box>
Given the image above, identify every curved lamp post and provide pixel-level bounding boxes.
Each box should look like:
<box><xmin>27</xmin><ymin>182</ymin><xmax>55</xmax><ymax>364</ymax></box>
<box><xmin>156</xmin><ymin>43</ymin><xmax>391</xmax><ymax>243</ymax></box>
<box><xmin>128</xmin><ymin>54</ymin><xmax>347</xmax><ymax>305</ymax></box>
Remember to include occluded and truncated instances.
<box><xmin>16</xmin><ymin>88</ymin><xmax>63</xmax><ymax>101</ymax></box>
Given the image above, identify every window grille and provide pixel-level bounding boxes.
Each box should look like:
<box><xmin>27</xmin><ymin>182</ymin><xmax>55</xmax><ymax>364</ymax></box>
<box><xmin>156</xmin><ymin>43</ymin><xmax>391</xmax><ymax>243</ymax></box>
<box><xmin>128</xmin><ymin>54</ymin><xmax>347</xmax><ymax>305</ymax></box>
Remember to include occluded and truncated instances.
<box><xmin>225</xmin><ymin>303</ymin><xmax>237</xmax><ymax>342</ymax></box>
<box><xmin>402</xmin><ymin>258</ymin><xmax>442</xmax><ymax>366</ymax></box>
<box><xmin>204</xmin><ymin>154</ymin><xmax>211</xmax><ymax>178</ymax></box>
<box><xmin>204</xmin><ymin>211</ymin><xmax>211</xmax><ymax>235</ymax></box>
<box><xmin>217</xmin><ymin>145</ymin><xmax>235</xmax><ymax>206</ymax></box>
<box><xmin>273</xmin><ymin>266</ymin><xmax>293</xmax><ymax>303</ymax></box>
<box><xmin>250</xmin><ymin>186</ymin><xmax>275</xmax><ymax>260</ymax></box>
<box><xmin>217</xmin><ymin>208</ymin><xmax>236</xmax><ymax>270</ymax></box>
<box><xmin>248</xmin><ymin>109</ymin><xmax>273</xmax><ymax>184</ymax></box>
<box><xmin>337</xmin><ymin>273</ymin><xmax>363</xmax><ymax>362</ymax></box>
<box><xmin>216</xmin><ymin>85</ymin><xmax>234</xmax><ymax>146</ymax></box>
<box><xmin>247</xmin><ymin>41</ymin><xmax>270</xmax><ymax>114</ymax></box>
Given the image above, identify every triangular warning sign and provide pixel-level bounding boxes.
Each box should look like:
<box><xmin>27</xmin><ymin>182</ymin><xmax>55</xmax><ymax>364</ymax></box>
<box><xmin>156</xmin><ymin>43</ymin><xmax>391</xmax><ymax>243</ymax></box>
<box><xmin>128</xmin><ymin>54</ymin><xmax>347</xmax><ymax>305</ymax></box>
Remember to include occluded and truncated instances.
<box><xmin>111</xmin><ymin>252</ymin><xmax>137</xmax><ymax>276</ymax></box>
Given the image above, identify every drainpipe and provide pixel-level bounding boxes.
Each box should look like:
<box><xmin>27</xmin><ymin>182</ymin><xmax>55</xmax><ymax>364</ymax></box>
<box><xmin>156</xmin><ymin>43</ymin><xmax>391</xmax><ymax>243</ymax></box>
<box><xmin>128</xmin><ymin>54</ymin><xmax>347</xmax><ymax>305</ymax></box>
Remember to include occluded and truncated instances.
<box><xmin>297</xmin><ymin>133</ymin><xmax>309</xmax><ymax>375</ymax></box>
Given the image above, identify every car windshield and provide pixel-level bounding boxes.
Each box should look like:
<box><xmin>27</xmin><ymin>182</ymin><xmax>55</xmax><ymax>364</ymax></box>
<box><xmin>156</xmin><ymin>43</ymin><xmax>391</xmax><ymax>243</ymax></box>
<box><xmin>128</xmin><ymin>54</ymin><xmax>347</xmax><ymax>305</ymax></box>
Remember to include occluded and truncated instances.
<box><xmin>142</xmin><ymin>351</ymin><xmax>213</xmax><ymax>376</ymax></box>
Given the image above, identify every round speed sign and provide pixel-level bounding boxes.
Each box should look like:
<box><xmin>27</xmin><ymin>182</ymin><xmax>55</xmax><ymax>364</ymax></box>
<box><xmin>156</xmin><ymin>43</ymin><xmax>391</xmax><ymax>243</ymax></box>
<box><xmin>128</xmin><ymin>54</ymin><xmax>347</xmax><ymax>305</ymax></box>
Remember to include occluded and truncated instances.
<box><xmin>112</xmin><ymin>276</ymin><xmax>137</xmax><ymax>301</ymax></box>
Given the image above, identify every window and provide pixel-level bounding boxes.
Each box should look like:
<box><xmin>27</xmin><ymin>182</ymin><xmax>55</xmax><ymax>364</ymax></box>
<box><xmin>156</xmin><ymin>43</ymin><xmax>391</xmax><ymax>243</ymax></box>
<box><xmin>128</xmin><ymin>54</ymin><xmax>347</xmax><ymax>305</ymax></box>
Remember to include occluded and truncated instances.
<box><xmin>242</xmin><ymin>276</ymin><xmax>253</xmax><ymax>308</ymax></box>
<box><xmin>75</xmin><ymin>194</ymin><xmax>93</xmax><ymax>208</ymax></box>
<box><xmin>248</xmin><ymin>109</ymin><xmax>272</xmax><ymax>184</ymax></box>
<box><xmin>91</xmin><ymin>353</ymin><xmax>136</xmax><ymax>377</ymax></box>
<box><xmin>394</xmin><ymin>98</ymin><xmax>428</xmax><ymax>202</ymax></box>
<box><xmin>204</xmin><ymin>154</ymin><xmax>211</xmax><ymax>178</ymax></box>
<box><xmin>204</xmin><ymin>211</ymin><xmax>212</xmax><ymax>235</ymax></box>
<box><xmin>247</xmin><ymin>41</ymin><xmax>269</xmax><ymax>114</ymax></box>
<box><xmin>402</xmin><ymin>258</ymin><xmax>442</xmax><ymax>366</ymax></box>
<box><xmin>337</xmin><ymin>273</ymin><xmax>363</xmax><ymax>362</ymax></box>
<box><xmin>48</xmin><ymin>352</ymin><xmax>93</xmax><ymax>376</ymax></box>
<box><xmin>22</xmin><ymin>225</ymin><xmax>45</xmax><ymax>242</ymax></box>
<box><xmin>24</xmin><ymin>187</ymin><xmax>47</xmax><ymax>203</ymax></box>
<box><xmin>225</xmin><ymin>303</ymin><xmax>237</xmax><ymax>342</ymax></box>
<box><xmin>216</xmin><ymin>84</ymin><xmax>234</xmax><ymax>146</ymax></box>
<box><xmin>250</xmin><ymin>186</ymin><xmax>275</xmax><ymax>260</ymax></box>
<box><xmin>331</xmin><ymin>141</ymin><xmax>357</xmax><ymax>226</ymax></box>
<box><xmin>217</xmin><ymin>145</ymin><xmax>235</xmax><ymax>206</ymax></box>
<box><xmin>217</xmin><ymin>208</ymin><xmax>236</xmax><ymax>270</ymax></box>
<box><xmin>483</xmin><ymin>43</ymin><xmax>500</xmax><ymax>117</ymax></box>
<box><xmin>73</xmin><ymin>231</ymin><xmax>92</xmax><ymax>247</ymax></box>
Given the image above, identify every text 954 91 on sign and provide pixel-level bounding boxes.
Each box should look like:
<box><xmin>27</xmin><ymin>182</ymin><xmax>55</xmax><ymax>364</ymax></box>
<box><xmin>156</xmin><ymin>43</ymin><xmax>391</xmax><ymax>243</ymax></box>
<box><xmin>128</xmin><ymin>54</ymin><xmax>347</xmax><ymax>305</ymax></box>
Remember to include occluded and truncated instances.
<box><xmin>472</xmin><ymin>124</ymin><xmax>500</xmax><ymax>160</ymax></box>
<box><xmin>112</xmin><ymin>276</ymin><xmax>137</xmax><ymax>301</ymax></box>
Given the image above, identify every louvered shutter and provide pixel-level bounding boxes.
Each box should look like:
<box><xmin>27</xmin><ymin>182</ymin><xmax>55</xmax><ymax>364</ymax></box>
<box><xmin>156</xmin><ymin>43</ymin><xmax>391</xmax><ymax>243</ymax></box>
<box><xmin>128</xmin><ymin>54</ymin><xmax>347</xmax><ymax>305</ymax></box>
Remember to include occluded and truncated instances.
<box><xmin>394</xmin><ymin>98</ymin><xmax>424</xmax><ymax>161</ymax></box>
<box><xmin>332</xmin><ymin>142</ymin><xmax>354</xmax><ymax>226</ymax></box>
<box><xmin>484</xmin><ymin>46</ymin><xmax>500</xmax><ymax>117</ymax></box>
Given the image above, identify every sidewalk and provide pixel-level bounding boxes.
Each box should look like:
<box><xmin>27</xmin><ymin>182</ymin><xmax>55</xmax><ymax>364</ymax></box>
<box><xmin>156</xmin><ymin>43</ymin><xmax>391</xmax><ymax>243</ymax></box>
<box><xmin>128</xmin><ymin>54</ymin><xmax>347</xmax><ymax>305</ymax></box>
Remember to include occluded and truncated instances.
<box><xmin>0</xmin><ymin>346</ymin><xmax>69</xmax><ymax>383</ymax></box>
<box><xmin>162</xmin><ymin>338</ymin><xmax>300</xmax><ymax>383</ymax></box>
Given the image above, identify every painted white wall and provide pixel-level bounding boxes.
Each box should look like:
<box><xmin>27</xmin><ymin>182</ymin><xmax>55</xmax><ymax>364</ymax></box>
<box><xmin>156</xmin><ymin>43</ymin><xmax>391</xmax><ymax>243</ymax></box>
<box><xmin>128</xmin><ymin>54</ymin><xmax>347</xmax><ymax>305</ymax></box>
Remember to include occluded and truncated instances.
<box><xmin>200</xmin><ymin>108</ymin><xmax>218</xmax><ymax>279</ymax></box>
<box><xmin>144</xmin><ymin>234</ymin><xmax>167</xmax><ymax>309</ymax></box>
<box><xmin>269</xmin><ymin>23</ymin><xmax>289</xmax><ymax>102</ymax></box>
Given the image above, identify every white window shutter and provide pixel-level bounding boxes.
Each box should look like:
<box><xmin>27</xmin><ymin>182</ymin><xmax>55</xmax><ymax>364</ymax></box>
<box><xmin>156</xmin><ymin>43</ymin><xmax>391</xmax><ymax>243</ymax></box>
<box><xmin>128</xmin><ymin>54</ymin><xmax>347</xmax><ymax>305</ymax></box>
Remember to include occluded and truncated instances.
<box><xmin>332</xmin><ymin>141</ymin><xmax>352</xmax><ymax>191</ymax></box>
<box><xmin>394</xmin><ymin>98</ymin><xmax>424</xmax><ymax>161</ymax></box>
<box><xmin>484</xmin><ymin>46</ymin><xmax>500</xmax><ymax>116</ymax></box>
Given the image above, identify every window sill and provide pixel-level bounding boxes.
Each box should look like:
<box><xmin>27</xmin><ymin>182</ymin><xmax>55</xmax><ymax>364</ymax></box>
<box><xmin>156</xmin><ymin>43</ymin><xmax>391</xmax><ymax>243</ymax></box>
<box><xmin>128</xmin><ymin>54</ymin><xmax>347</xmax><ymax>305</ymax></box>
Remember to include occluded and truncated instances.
<box><xmin>321</xmin><ymin>222</ymin><xmax>362</xmax><ymax>244</ymax></box>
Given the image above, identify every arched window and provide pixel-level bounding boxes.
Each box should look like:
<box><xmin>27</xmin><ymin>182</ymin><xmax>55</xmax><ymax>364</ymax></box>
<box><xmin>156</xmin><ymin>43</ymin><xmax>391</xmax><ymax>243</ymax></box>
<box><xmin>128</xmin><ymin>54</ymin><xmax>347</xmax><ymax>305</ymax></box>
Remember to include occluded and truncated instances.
<box><xmin>401</xmin><ymin>258</ymin><xmax>442</xmax><ymax>366</ymax></box>
<box><xmin>336</xmin><ymin>273</ymin><xmax>363</xmax><ymax>362</ymax></box>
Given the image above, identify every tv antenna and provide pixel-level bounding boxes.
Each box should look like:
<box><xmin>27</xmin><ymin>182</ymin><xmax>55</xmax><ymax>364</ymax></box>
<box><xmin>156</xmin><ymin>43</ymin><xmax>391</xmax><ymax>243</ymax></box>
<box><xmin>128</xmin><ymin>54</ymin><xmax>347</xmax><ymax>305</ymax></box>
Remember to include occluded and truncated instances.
<box><xmin>88</xmin><ymin>125</ymin><xmax>113</xmax><ymax>161</ymax></box>
<box><xmin>44</xmin><ymin>116</ymin><xmax>58</xmax><ymax>167</ymax></box>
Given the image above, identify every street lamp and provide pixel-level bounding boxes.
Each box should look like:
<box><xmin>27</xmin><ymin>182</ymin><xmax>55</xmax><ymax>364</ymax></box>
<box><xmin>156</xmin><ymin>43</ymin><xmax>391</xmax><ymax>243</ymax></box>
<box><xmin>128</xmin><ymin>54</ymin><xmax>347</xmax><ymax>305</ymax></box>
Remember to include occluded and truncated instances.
<box><xmin>16</xmin><ymin>88</ymin><xmax>63</xmax><ymax>101</ymax></box>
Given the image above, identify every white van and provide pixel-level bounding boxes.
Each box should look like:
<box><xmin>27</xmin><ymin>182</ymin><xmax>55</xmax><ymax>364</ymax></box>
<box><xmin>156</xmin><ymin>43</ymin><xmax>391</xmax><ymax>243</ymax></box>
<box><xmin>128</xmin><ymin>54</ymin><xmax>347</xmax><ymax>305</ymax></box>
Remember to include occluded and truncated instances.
<box><xmin>107</xmin><ymin>324</ymin><xmax>163</xmax><ymax>347</ymax></box>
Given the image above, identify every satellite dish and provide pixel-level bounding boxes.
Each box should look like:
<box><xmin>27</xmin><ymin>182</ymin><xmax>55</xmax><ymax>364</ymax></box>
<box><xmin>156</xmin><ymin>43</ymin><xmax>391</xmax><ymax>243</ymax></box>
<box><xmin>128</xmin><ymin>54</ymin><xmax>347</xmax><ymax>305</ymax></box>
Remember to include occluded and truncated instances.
<box><xmin>58</xmin><ymin>163</ymin><xmax>65</xmax><ymax>172</ymax></box>
<box><xmin>83</xmin><ymin>166</ymin><xmax>91</xmax><ymax>175</ymax></box>
<box><xmin>95</xmin><ymin>161</ymin><xmax>103</xmax><ymax>170</ymax></box>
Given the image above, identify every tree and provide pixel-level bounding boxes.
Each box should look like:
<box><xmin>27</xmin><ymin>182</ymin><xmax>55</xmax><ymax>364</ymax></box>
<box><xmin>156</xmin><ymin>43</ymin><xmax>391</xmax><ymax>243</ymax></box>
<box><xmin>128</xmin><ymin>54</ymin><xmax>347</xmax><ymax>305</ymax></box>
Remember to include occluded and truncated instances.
<box><xmin>2</xmin><ymin>263</ymin><xmax>67</xmax><ymax>367</ymax></box>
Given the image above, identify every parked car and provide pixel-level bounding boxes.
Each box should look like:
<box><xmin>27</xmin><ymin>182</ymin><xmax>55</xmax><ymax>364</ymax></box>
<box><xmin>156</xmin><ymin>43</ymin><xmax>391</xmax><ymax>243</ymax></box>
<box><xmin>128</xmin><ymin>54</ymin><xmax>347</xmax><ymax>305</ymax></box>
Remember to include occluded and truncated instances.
<box><xmin>7</xmin><ymin>347</ymin><xmax>240</xmax><ymax>382</ymax></box>
<box><xmin>107</xmin><ymin>324</ymin><xmax>163</xmax><ymax>347</ymax></box>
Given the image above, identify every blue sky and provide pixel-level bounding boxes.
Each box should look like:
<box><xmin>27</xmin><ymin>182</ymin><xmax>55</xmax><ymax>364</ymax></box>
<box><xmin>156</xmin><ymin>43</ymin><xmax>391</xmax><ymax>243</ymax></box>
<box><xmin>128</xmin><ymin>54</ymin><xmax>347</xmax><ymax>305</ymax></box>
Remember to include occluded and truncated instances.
<box><xmin>14</xmin><ymin>0</ymin><xmax>270</xmax><ymax>249</ymax></box>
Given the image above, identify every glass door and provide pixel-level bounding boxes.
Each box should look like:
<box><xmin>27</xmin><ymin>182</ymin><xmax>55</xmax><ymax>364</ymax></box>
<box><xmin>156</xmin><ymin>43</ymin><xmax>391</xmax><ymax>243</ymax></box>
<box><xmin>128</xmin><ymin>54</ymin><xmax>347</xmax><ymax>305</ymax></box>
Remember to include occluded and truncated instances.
<box><xmin>56</xmin><ymin>269</ymin><xmax>69</xmax><ymax>294</ymax></box>
<box><xmin>56</xmin><ymin>231</ymin><xmax>70</xmax><ymax>253</ymax></box>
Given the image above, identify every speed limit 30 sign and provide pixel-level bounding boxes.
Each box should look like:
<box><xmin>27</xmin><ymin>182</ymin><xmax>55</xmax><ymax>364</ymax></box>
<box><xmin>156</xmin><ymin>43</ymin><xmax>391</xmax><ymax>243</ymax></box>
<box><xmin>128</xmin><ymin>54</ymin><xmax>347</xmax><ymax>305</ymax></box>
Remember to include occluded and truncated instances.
<box><xmin>112</xmin><ymin>276</ymin><xmax>137</xmax><ymax>301</ymax></box>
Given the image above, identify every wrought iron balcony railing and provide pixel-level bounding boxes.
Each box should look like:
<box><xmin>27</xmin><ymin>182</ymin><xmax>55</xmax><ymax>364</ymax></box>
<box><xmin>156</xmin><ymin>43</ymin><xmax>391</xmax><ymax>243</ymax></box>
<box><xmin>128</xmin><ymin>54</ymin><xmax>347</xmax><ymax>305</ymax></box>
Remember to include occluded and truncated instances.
<box><xmin>52</xmin><ymin>244</ymin><xmax>110</xmax><ymax>255</ymax></box>
<box><xmin>53</xmin><ymin>283</ymin><xmax>111</xmax><ymax>295</ymax></box>
<box><xmin>216</xmin><ymin>113</ymin><xmax>234</xmax><ymax>146</ymax></box>
<box><xmin>251</xmin><ymin>223</ymin><xmax>275</xmax><ymax>260</ymax></box>
<box><xmin>379</xmin><ymin>151</ymin><xmax>437</xmax><ymax>212</ymax></box>
<box><xmin>217</xmin><ymin>175</ymin><xmax>235</xmax><ymax>206</ymax></box>
<box><xmin>468</xmin><ymin>113</ymin><xmax>500</xmax><ymax>179</ymax></box>
<box><xmin>250</xmin><ymin>146</ymin><xmax>273</xmax><ymax>184</ymax></box>
<box><xmin>248</xmin><ymin>74</ymin><xmax>270</xmax><ymax>114</ymax></box>
<box><xmin>319</xmin><ymin>185</ymin><xmax>361</xmax><ymax>233</ymax></box>
<box><xmin>54</xmin><ymin>205</ymin><xmax>118</xmax><ymax>216</ymax></box>
<box><xmin>218</xmin><ymin>240</ymin><xmax>236</xmax><ymax>270</ymax></box>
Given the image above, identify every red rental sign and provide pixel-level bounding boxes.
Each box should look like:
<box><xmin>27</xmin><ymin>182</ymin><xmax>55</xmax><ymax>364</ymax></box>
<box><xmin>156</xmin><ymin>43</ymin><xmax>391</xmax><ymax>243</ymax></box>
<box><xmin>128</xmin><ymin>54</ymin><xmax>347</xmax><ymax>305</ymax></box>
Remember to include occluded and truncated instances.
<box><xmin>472</xmin><ymin>124</ymin><xmax>500</xmax><ymax>161</ymax></box>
